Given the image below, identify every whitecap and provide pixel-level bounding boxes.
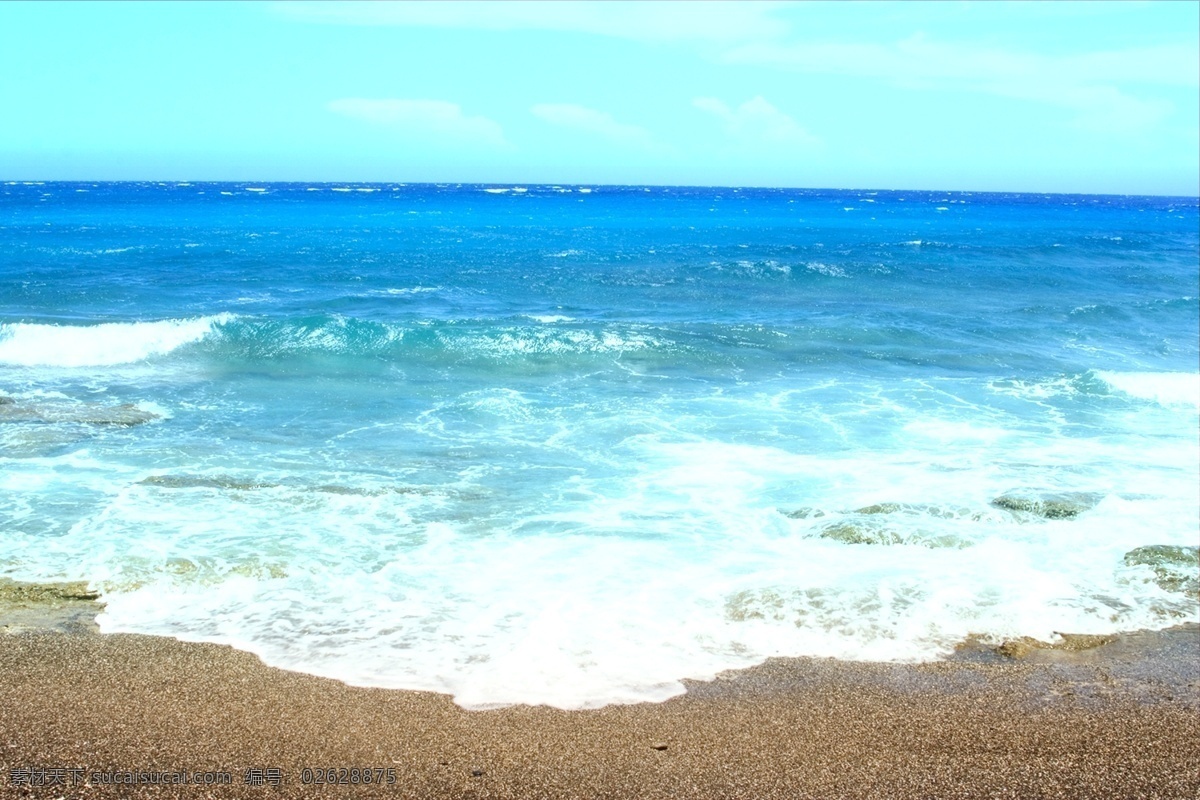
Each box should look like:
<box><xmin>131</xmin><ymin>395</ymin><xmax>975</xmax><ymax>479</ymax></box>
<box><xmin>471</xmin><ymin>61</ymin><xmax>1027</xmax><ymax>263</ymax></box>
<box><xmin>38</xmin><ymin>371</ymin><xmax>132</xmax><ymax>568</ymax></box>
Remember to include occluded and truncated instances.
<box><xmin>0</xmin><ymin>314</ymin><xmax>234</xmax><ymax>367</ymax></box>
<box><xmin>524</xmin><ymin>315</ymin><xmax>575</xmax><ymax>324</ymax></box>
<box><xmin>1095</xmin><ymin>371</ymin><xmax>1200</xmax><ymax>408</ymax></box>
<box><xmin>805</xmin><ymin>262</ymin><xmax>847</xmax><ymax>278</ymax></box>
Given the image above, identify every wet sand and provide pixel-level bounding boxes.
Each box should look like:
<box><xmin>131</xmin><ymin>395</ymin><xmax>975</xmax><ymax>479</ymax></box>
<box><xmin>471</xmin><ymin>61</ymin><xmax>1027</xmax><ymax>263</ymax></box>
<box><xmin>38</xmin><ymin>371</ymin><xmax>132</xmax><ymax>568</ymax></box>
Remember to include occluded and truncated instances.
<box><xmin>1</xmin><ymin>581</ymin><xmax>1197</xmax><ymax>799</ymax></box>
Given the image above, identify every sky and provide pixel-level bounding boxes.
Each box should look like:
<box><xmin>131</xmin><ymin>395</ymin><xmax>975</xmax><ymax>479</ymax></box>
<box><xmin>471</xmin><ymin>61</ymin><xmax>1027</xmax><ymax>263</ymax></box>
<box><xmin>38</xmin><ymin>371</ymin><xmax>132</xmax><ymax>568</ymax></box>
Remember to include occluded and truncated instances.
<box><xmin>0</xmin><ymin>1</ymin><xmax>1197</xmax><ymax>195</ymax></box>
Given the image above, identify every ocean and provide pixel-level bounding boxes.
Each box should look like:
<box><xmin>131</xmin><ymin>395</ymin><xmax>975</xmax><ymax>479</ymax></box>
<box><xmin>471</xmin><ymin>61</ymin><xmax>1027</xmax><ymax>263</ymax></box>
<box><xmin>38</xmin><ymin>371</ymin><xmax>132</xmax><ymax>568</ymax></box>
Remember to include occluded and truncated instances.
<box><xmin>1</xmin><ymin>181</ymin><xmax>1197</xmax><ymax>709</ymax></box>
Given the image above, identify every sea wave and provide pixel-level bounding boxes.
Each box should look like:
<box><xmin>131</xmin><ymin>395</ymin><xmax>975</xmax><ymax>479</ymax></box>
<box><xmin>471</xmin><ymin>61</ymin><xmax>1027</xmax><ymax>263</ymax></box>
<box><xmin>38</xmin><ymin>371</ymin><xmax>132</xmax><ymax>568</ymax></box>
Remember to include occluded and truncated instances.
<box><xmin>204</xmin><ymin>316</ymin><xmax>668</xmax><ymax>361</ymax></box>
<box><xmin>0</xmin><ymin>314</ymin><xmax>235</xmax><ymax>367</ymax></box>
<box><xmin>1095</xmin><ymin>371</ymin><xmax>1200</xmax><ymax>408</ymax></box>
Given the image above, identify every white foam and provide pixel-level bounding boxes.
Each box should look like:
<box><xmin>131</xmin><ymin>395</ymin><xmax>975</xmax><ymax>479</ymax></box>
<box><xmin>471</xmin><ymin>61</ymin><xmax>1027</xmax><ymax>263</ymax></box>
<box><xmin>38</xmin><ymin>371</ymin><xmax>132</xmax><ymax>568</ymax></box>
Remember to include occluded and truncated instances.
<box><xmin>370</xmin><ymin>287</ymin><xmax>439</xmax><ymax>296</ymax></box>
<box><xmin>60</xmin><ymin>425</ymin><xmax>1195</xmax><ymax>710</ymax></box>
<box><xmin>525</xmin><ymin>315</ymin><xmax>575</xmax><ymax>323</ymax></box>
<box><xmin>805</xmin><ymin>262</ymin><xmax>847</xmax><ymax>278</ymax></box>
<box><xmin>0</xmin><ymin>314</ymin><xmax>233</xmax><ymax>367</ymax></box>
<box><xmin>1096</xmin><ymin>371</ymin><xmax>1200</xmax><ymax>408</ymax></box>
<box><xmin>5</xmin><ymin>374</ymin><xmax>1196</xmax><ymax>711</ymax></box>
<box><xmin>904</xmin><ymin>419</ymin><xmax>1009</xmax><ymax>442</ymax></box>
<box><xmin>448</xmin><ymin>328</ymin><xmax>663</xmax><ymax>357</ymax></box>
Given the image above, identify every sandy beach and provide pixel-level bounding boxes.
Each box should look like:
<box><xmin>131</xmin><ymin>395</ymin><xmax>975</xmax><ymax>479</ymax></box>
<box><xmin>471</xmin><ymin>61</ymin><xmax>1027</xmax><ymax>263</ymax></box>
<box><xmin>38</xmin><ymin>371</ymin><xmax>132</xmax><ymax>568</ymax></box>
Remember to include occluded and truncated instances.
<box><xmin>1</xmin><ymin>580</ymin><xmax>1197</xmax><ymax>799</ymax></box>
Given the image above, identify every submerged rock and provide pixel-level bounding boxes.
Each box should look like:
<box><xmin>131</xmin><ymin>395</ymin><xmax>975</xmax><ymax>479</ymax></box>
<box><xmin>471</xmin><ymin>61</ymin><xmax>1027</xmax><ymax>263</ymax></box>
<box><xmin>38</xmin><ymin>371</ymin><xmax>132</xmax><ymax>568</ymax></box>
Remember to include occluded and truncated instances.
<box><xmin>0</xmin><ymin>578</ymin><xmax>99</xmax><ymax>604</ymax></box>
<box><xmin>0</xmin><ymin>402</ymin><xmax>42</xmax><ymax>423</ymax></box>
<box><xmin>725</xmin><ymin>588</ymin><xmax>792</xmax><ymax>623</ymax></box>
<box><xmin>0</xmin><ymin>426</ymin><xmax>90</xmax><ymax>458</ymax></box>
<box><xmin>0</xmin><ymin>399</ymin><xmax>160</xmax><ymax>426</ymax></box>
<box><xmin>853</xmin><ymin>502</ymin><xmax>986</xmax><ymax>521</ymax></box>
<box><xmin>313</xmin><ymin>484</ymin><xmax>428</xmax><ymax>496</ymax></box>
<box><xmin>140</xmin><ymin>474</ymin><xmax>278</xmax><ymax>491</ymax></box>
<box><xmin>0</xmin><ymin>577</ymin><xmax>104</xmax><ymax>635</ymax></box>
<box><xmin>854</xmin><ymin>502</ymin><xmax>906</xmax><ymax>515</ymax></box>
<box><xmin>140</xmin><ymin>476</ymin><xmax>428</xmax><ymax>496</ymax></box>
<box><xmin>813</xmin><ymin>518</ymin><xmax>971</xmax><ymax>549</ymax></box>
<box><xmin>818</xmin><ymin>520</ymin><xmax>906</xmax><ymax>546</ymax></box>
<box><xmin>1123</xmin><ymin>545</ymin><xmax>1200</xmax><ymax>596</ymax></box>
<box><xmin>71</xmin><ymin>403</ymin><xmax>160</xmax><ymax>426</ymax></box>
<box><xmin>781</xmin><ymin>506</ymin><xmax>827</xmax><ymax>520</ymax></box>
<box><xmin>991</xmin><ymin>491</ymin><xmax>1104</xmax><ymax>520</ymax></box>
<box><xmin>994</xmin><ymin>633</ymin><xmax>1116</xmax><ymax>660</ymax></box>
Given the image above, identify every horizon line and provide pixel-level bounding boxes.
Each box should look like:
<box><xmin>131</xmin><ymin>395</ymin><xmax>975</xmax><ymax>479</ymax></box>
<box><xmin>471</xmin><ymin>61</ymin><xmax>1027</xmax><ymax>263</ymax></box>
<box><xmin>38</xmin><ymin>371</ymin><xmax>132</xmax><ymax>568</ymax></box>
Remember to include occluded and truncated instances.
<box><xmin>5</xmin><ymin>179</ymin><xmax>1198</xmax><ymax>200</ymax></box>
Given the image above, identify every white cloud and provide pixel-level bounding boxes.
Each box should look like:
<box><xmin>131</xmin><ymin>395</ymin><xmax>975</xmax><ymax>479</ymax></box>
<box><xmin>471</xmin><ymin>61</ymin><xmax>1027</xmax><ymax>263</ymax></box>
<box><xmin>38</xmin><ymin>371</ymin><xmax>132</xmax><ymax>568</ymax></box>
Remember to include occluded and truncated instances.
<box><xmin>721</xmin><ymin>35</ymin><xmax>1196</xmax><ymax>133</ymax></box>
<box><xmin>275</xmin><ymin>0</ymin><xmax>789</xmax><ymax>43</ymax></box>
<box><xmin>531</xmin><ymin>104</ymin><xmax>656</xmax><ymax>149</ymax></box>
<box><xmin>693</xmin><ymin>96</ymin><xmax>818</xmax><ymax>148</ymax></box>
<box><xmin>327</xmin><ymin>99</ymin><xmax>509</xmax><ymax>148</ymax></box>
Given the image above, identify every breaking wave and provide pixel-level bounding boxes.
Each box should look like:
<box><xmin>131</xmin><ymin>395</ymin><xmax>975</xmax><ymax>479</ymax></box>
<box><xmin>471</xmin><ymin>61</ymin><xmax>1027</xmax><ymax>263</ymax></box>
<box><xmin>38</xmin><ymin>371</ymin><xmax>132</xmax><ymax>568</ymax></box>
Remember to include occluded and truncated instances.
<box><xmin>0</xmin><ymin>314</ymin><xmax>235</xmax><ymax>367</ymax></box>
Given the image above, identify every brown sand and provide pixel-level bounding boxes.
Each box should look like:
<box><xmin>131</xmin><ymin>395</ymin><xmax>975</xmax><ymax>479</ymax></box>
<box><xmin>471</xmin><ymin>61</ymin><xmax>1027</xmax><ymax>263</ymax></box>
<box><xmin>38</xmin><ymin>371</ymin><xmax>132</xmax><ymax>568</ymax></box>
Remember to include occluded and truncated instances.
<box><xmin>1</xmin><ymin>583</ymin><xmax>1197</xmax><ymax>799</ymax></box>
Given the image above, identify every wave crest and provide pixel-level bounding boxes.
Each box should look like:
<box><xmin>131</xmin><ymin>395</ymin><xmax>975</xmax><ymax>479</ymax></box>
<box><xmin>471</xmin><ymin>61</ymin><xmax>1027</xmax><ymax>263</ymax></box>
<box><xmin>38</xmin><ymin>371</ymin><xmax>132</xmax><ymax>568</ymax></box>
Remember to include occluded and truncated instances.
<box><xmin>1095</xmin><ymin>371</ymin><xmax>1200</xmax><ymax>408</ymax></box>
<box><xmin>0</xmin><ymin>314</ymin><xmax>234</xmax><ymax>367</ymax></box>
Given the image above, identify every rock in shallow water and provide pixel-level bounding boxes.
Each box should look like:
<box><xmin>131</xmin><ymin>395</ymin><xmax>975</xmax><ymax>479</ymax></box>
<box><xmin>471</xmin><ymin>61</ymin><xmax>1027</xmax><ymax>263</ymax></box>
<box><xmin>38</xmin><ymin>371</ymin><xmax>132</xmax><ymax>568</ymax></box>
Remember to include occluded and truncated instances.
<box><xmin>71</xmin><ymin>403</ymin><xmax>161</xmax><ymax>426</ymax></box>
<box><xmin>994</xmin><ymin>633</ymin><xmax>1117</xmax><ymax>659</ymax></box>
<box><xmin>0</xmin><ymin>579</ymin><xmax>99</xmax><ymax>604</ymax></box>
<box><xmin>0</xmin><ymin>578</ymin><xmax>104</xmax><ymax>635</ymax></box>
<box><xmin>814</xmin><ymin>519</ymin><xmax>972</xmax><ymax>549</ymax></box>
<box><xmin>0</xmin><ymin>399</ymin><xmax>160</xmax><ymax>426</ymax></box>
<box><xmin>1123</xmin><ymin>545</ymin><xmax>1200</xmax><ymax>596</ymax></box>
<box><xmin>781</xmin><ymin>506</ymin><xmax>826</xmax><ymax>519</ymax></box>
<box><xmin>140</xmin><ymin>474</ymin><xmax>278</xmax><ymax>491</ymax></box>
<box><xmin>991</xmin><ymin>491</ymin><xmax>1104</xmax><ymax>519</ymax></box>
<box><xmin>854</xmin><ymin>502</ymin><xmax>986</xmax><ymax>520</ymax></box>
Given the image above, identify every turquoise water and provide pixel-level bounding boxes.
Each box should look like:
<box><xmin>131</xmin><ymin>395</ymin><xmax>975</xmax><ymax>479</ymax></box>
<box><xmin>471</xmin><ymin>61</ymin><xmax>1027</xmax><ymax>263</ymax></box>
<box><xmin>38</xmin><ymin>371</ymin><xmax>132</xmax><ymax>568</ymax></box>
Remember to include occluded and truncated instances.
<box><xmin>2</xmin><ymin>182</ymin><xmax>1197</xmax><ymax>708</ymax></box>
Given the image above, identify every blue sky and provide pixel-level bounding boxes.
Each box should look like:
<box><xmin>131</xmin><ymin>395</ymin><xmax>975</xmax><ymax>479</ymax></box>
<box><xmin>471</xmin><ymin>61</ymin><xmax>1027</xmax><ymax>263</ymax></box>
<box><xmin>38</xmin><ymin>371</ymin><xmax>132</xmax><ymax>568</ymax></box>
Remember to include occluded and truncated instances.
<box><xmin>1</xmin><ymin>1</ymin><xmax>1196</xmax><ymax>194</ymax></box>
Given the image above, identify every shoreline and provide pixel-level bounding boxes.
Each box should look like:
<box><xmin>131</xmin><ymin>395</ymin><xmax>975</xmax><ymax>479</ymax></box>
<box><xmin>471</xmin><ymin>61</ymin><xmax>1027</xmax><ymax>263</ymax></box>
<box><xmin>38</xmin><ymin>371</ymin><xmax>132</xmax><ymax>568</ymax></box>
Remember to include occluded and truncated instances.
<box><xmin>2</xmin><ymin>580</ymin><xmax>1197</xmax><ymax>798</ymax></box>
